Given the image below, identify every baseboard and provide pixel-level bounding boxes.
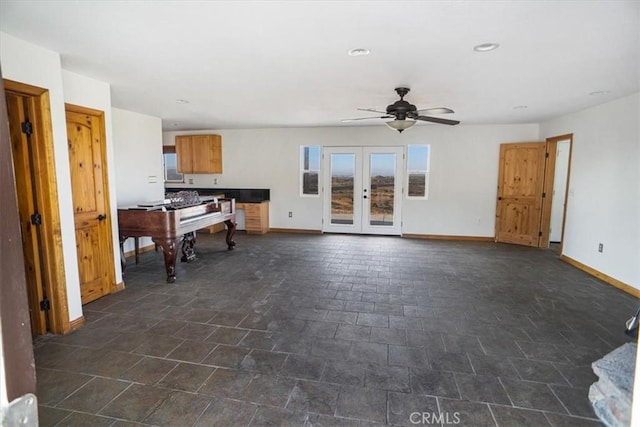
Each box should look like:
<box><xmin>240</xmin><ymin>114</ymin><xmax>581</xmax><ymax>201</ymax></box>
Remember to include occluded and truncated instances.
<box><xmin>269</xmin><ymin>228</ymin><xmax>322</xmax><ymax>234</ymax></box>
<box><xmin>402</xmin><ymin>234</ymin><xmax>495</xmax><ymax>242</ymax></box>
<box><xmin>124</xmin><ymin>244</ymin><xmax>156</xmax><ymax>258</ymax></box>
<box><xmin>69</xmin><ymin>316</ymin><xmax>85</xmax><ymax>332</ymax></box>
<box><xmin>113</xmin><ymin>281</ymin><xmax>126</xmax><ymax>293</ymax></box>
<box><xmin>560</xmin><ymin>254</ymin><xmax>640</xmax><ymax>298</ymax></box>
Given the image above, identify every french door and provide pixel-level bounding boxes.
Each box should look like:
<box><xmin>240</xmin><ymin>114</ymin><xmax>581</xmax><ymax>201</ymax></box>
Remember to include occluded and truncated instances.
<box><xmin>323</xmin><ymin>146</ymin><xmax>403</xmax><ymax>235</ymax></box>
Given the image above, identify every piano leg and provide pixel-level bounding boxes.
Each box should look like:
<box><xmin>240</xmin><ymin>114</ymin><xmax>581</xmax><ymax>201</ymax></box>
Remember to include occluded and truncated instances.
<box><xmin>181</xmin><ymin>232</ymin><xmax>197</xmax><ymax>262</ymax></box>
<box><xmin>224</xmin><ymin>219</ymin><xmax>237</xmax><ymax>250</ymax></box>
<box><xmin>152</xmin><ymin>237</ymin><xmax>179</xmax><ymax>283</ymax></box>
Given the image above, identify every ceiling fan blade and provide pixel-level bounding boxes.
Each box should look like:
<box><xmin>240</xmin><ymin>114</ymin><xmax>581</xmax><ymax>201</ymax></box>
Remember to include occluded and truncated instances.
<box><xmin>417</xmin><ymin>107</ymin><xmax>455</xmax><ymax>115</ymax></box>
<box><xmin>415</xmin><ymin>115</ymin><xmax>460</xmax><ymax>125</ymax></box>
<box><xmin>357</xmin><ymin>108</ymin><xmax>389</xmax><ymax>114</ymax></box>
<box><xmin>341</xmin><ymin>115</ymin><xmax>392</xmax><ymax>122</ymax></box>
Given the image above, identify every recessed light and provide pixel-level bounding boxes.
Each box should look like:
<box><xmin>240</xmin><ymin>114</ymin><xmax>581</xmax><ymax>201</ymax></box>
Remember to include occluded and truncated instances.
<box><xmin>175</xmin><ymin>99</ymin><xmax>189</xmax><ymax>104</ymax></box>
<box><xmin>473</xmin><ymin>43</ymin><xmax>500</xmax><ymax>52</ymax></box>
<box><xmin>513</xmin><ymin>105</ymin><xmax>528</xmax><ymax>109</ymax></box>
<box><xmin>347</xmin><ymin>48</ymin><xmax>370</xmax><ymax>57</ymax></box>
<box><xmin>589</xmin><ymin>90</ymin><xmax>610</xmax><ymax>96</ymax></box>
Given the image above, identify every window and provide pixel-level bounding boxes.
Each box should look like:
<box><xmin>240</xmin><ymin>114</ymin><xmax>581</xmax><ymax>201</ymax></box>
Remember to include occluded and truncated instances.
<box><xmin>300</xmin><ymin>145</ymin><xmax>320</xmax><ymax>196</ymax></box>
<box><xmin>407</xmin><ymin>144</ymin><xmax>430</xmax><ymax>198</ymax></box>
<box><xmin>163</xmin><ymin>146</ymin><xmax>183</xmax><ymax>182</ymax></box>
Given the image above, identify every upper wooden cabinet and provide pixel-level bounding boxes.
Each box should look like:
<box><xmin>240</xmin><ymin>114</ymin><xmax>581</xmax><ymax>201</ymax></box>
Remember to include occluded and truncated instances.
<box><xmin>176</xmin><ymin>134</ymin><xmax>222</xmax><ymax>174</ymax></box>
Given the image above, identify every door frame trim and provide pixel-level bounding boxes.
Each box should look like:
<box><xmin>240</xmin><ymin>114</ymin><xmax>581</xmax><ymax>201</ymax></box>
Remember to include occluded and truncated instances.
<box><xmin>541</xmin><ymin>134</ymin><xmax>574</xmax><ymax>252</ymax></box>
<box><xmin>322</xmin><ymin>145</ymin><xmax>404</xmax><ymax>235</ymax></box>
<box><xmin>4</xmin><ymin>79</ymin><xmax>70</xmax><ymax>334</ymax></box>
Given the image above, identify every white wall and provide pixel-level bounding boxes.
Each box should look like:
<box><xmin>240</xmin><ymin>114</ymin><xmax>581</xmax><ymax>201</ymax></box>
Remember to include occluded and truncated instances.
<box><xmin>112</xmin><ymin>108</ymin><xmax>165</xmax><ymax>252</ymax></box>
<box><xmin>62</xmin><ymin>70</ymin><xmax>124</xmax><ymax>286</ymax></box>
<box><xmin>540</xmin><ymin>93</ymin><xmax>640</xmax><ymax>290</ymax></box>
<box><xmin>0</xmin><ymin>32</ymin><xmax>83</xmax><ymax>321</ymax></box>
<box><xmin>164</xmin><ymin>123</ymin><xmax>539</xmax><ymax>236</ymax></box>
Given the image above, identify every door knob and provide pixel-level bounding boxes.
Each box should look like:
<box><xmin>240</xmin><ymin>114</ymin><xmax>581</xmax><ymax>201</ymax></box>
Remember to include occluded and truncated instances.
<box><xmin>97</xmin><ymin>214</ymin><xmax>107</xmax><ymax>221</ymax></box>
<box><xmin>363</xmin><ymin>195</ymin><xmax>368</xmax><ymax>199</ymax></box>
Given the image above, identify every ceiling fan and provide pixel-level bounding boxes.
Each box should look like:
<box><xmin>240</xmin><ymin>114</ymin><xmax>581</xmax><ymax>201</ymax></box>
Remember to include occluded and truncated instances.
<box><xmin>342</xmin><ymin>87</ymin><xmax>460</xmax><ymax>132</ymax></box>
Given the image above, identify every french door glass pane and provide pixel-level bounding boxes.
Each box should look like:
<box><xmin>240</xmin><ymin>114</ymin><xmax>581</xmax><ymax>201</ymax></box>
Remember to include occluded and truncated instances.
<box><xmin>369</xmin><ymin>153</ymin><xmax>395</xmax><ymax>226</ymax></box>
<box><xmin>330</xmin><ymin>153</ymin><xmax>355</xmax><ymax>224</ymax></box>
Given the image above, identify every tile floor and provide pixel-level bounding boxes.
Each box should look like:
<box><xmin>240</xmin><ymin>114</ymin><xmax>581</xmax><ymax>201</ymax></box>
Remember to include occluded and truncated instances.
<box><xmin>34</xmin><ymin>232</ymin><xmax>637</xmax><ymax>426</ymax></box>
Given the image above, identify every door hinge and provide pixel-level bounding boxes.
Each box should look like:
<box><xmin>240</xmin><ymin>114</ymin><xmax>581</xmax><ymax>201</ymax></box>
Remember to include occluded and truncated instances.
<box><xmin>30</xmin><ymin>212</ymin><xmax>42</xmax><ymax>226</ymax></box>
<box><xmin>542</xmin><ymin>192</ymin><xmax>546</xmax><ymax>198</ymax></box>
<box><xmin>40</xmin><ymin>298</ymin><xmax>50</xmax><ymax>311</ymax></box>
<box><xmin>545</xmin><ymin>152</ymin><xmax>549</xmax><ymax>158</ymax></box>
<box><xmin>539</xmin><ymin>231</ymin><xmax>543</xmax><ymax>237</ymax></box>
<box><xmin>21</xmin><ymin>120</ymin><xmax>33</xmax><ymax>136</ymax></box>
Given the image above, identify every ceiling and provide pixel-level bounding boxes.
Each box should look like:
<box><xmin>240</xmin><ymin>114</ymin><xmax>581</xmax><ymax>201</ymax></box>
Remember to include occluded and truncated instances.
<box><xmin>1</xmin><ymin>1</ymin><xmax>638</xmax><ymax>131</ymax></box>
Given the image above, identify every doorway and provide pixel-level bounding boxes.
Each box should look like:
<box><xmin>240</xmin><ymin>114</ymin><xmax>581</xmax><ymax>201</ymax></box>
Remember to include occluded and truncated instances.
<box><xmin>323</xmin><ymin>146</ymin><xmax>404</xmax><ymax>235</ymax></box>
<box><xmin>494</xmin><ymin>136</ymin><xmax>573</xmax><ymax>249</ymax></box>
<box><xmin>540</xmin><ymin>134</ymin><xmax>573</xmax><ymax>252</ymax></box>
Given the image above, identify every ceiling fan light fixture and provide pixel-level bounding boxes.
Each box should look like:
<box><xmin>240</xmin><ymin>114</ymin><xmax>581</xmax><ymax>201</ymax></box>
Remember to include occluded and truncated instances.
<box><xmin>386</xmin><ymin>119</ymin><xmax>416</xmax><ymax>133</ymax></box>
<box><xmin>473</xmin><ymin>43</ymin><xmax>500</xmax><ymax>52</ymax></box>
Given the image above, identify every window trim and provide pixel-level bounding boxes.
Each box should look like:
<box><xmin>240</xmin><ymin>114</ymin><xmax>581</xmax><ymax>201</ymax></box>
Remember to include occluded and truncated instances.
<box><xmin>163</xmin><ymin>145</ymin><xmax>184</xmax><ymax>183</ymax></box>
<box><xmin>406</xmin><ymin>144</ymin><xmax>430</xmax><ymax>199</ymax></box>
<box><xmin>300</xmin><ymin>145</ymin><xmax>320</xmax><ymax>197</ymax></box>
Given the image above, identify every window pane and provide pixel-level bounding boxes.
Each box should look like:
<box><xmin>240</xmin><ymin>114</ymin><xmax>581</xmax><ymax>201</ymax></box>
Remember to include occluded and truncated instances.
<box><xmin>407</xmin><ymin>145</ymin><xmax>429</xmax><ymax>171</ymax></box>
<box><xmin>301</xmin><ymin>145</ymin><xmax>321</xmax><ymax>195</ymax></box>
<box><xmin>407</xmin><ymin>145</ymin><xmax>429</xmax><ymax>198</ymax></box>
<box><xmin>303</xmin><ymin>171</ymin><xmax>318</xmax><ymax>195</ymax></box>
<box><xmin>330</xmin><ymin>153</ymin><xmax>354</xmax><ymax>224</ymax></box>
<box><xmin>308</xmin><ymin>146</ymin><xmax>320</xmax><ymax>170</ymax></box>
<box><xmin>408</xmin><ymin>173</ymin><xmax>426</xmax><ymax>197</ymax></box>
<box><xmin>164</xmin><ymin>153</ymin><xmax>183</xmax><ymax>182</ymax></box>
<box><xmin>369</xmin><ymin>153</ymin><xmax>395</xmax><ymax>226</ymax></box>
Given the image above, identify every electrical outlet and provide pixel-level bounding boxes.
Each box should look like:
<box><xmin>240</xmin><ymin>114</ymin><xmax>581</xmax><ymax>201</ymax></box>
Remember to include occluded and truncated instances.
<box><xmin>188</xmin><ymin>178</ymin><xmax>194</xmax><ymax>184</ymax></box>
<box><xmin>288</xmin><ymin>211</ymin><xmax>293</xmax><ymax>218</ymax></box>
<box><xmin>214</xmin><ymin>178</ymin><xmax>218</xmax><ymax>185</ymax></box>
<box><xmin>598</xmin><ymin>243</ymin><xmax>604</xmax><ymax>253</ymax></box>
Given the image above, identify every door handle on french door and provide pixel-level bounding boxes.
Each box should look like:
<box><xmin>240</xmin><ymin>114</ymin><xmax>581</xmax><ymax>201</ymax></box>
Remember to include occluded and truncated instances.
<box><xmin>97</xmin><ymin>214</ymin><xmax>107</xmax><ymax>221</ymax></box>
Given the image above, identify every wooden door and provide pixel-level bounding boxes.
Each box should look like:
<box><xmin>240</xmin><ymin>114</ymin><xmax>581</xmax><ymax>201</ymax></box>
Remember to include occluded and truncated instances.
<box><xmin>495</xmin><ymin>142</ymin><xmax>547</xmax><ymax>247</ymax></box>
<box><xmin>66</xmin><ymin>105</ymin><xmax>116</xmax><ymax>304</ymax></box>
<box><xmin>6</xmin><ymin>92</ymin><xmax>48</xmax><ymax>334</ymax></box>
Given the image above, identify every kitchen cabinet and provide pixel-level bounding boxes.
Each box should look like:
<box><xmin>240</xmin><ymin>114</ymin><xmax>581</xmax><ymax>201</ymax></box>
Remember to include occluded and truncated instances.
<box><xmin>237</xmin><ymin>201</ymin><xmax>269</xmax><ymax>234</ymax></box>
<box><xmin>176</xmin><ymin>134</ymin><xmax>222</xmax><ymax>174</ymax></box>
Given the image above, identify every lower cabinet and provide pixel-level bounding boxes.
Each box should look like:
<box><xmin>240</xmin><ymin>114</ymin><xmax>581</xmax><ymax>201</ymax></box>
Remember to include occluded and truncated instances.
<box><xmin>237</xmin><ymin>201</ymin><xmax>269</xmax><ymax>234</ymax></box>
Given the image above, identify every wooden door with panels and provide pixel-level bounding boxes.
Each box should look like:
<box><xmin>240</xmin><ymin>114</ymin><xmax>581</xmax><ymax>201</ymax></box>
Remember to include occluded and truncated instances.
<box><xmin>5</xmin><ymin>79</ymin><xmax>70</xmax><ymax>335</ymax></box>
<box><xmin>495</xmin><ymin>142</ymin><xmax>547</xmax><ymax>247</ymax></box>
<box><xmin>66</xmin><ymin>104</ymin><xmax>116</xmax><ymax>304</ymax></box>
<box><xmin>6</xmin><ymin>91</ymin><xmax>48</xmax><ymax>334</ymax></box>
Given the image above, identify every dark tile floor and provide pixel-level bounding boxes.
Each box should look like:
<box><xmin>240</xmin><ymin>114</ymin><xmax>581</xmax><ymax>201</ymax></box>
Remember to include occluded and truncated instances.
<box><xmin>35</xmin><ymin>232</ymin><xmax>638</xmax><ymax>426</ymax></box>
